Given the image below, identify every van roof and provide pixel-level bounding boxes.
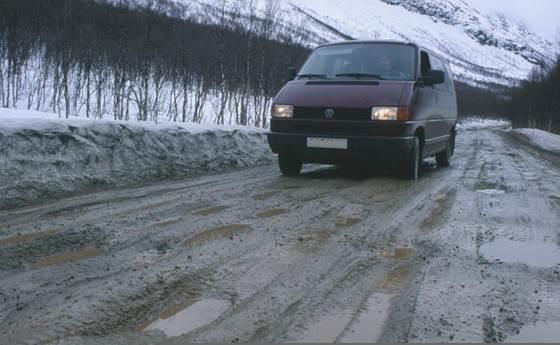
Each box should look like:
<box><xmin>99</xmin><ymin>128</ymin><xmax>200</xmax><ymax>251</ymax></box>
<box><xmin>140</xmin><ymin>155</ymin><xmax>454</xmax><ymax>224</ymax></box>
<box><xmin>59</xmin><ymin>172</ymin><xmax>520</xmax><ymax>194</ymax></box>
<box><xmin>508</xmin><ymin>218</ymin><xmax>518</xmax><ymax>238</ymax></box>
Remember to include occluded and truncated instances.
<box><xmin>316</xmin><ymin>40</ymin><xmax>449</xmax><ymax>64</ymax></box>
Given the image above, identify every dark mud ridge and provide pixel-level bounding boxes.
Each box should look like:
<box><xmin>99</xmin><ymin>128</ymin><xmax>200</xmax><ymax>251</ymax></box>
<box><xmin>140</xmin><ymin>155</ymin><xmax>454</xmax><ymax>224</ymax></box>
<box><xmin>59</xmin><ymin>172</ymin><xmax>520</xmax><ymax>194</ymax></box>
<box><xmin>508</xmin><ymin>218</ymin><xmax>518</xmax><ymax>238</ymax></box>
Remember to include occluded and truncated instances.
<box><xmin>0</xmin><ymin>121</ymin><xmax>272</xmax><ymax>209</ymax></box>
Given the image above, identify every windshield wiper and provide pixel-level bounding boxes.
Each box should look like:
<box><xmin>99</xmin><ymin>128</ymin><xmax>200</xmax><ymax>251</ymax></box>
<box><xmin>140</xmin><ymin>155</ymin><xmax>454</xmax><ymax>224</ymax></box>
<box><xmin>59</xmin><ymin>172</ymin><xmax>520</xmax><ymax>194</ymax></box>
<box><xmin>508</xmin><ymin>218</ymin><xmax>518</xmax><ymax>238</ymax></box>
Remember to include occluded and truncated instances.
<box><xmin>297</xmin><ymin>74</ymin><xmax>329</xmax><ymax>80</ymax></box>
<box><xmin>336</xmin><ymin>73</ymin><xmax>384</xmax><ymax>80</ymax></box>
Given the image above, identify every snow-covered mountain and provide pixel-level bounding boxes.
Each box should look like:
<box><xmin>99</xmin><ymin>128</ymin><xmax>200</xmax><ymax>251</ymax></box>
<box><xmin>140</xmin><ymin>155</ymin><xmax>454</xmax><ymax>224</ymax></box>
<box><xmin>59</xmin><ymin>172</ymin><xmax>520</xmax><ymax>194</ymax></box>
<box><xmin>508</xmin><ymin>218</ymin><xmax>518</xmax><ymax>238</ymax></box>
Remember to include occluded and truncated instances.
<box><xmin>101</xmin><ymin>0</ymin><xmax>556</xmax><ymax>86</ymax></box>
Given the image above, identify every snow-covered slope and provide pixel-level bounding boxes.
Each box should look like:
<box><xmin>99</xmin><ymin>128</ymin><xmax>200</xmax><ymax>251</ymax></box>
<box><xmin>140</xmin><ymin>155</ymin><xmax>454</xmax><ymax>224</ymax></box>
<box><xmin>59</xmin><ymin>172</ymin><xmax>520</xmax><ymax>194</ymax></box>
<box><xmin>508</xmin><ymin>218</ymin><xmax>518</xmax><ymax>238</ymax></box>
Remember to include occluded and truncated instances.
<box><xmin>101</xmin><ymin>0</ymin><xmax>555</xmax><ymax>86</ymax></box>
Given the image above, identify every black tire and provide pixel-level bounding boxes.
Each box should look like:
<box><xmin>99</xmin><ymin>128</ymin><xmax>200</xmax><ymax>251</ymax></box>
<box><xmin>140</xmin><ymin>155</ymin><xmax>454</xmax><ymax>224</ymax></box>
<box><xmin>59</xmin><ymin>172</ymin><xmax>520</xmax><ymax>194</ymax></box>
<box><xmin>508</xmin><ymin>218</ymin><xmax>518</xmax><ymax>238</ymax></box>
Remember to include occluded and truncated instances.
<box><xmin>436</xmin><ymin>132</ymin><xmax>455</xmax><ymax>168</ymax></box>
<box><xmin>278</xmin><ymin>153</ymin><xmax>302</xmax><ymax>177</ymax></box>
<box><xmin>402</xmin><ymin>136</ymin><xmax>422</xmax><ymax>180</ymax></box>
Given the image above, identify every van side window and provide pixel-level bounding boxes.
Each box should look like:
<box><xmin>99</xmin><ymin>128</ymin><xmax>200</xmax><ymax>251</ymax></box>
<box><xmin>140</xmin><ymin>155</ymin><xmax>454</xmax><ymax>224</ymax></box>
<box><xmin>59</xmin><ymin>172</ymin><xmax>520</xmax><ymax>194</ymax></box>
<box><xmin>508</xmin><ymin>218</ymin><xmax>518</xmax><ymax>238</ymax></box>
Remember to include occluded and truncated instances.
<box><xmin>430</xmin><ymin>55</ymin><xmax>450</xmax><ymax>93</ymax></box>
<box><xmin>420</xmin><ymin>51</ymin><xmax>431</xmax><ymax>76</ymax></box>
<box><xmin>443</xmin><ymin>63</ymin><xmax>454</xmax><ymax>91</ymax></box>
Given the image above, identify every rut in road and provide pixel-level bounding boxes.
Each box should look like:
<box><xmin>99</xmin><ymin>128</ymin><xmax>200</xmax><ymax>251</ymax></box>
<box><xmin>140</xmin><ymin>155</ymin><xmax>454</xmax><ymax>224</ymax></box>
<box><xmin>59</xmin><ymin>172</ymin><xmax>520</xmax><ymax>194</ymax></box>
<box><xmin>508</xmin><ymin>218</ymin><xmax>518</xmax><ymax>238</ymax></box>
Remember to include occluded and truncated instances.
<box><xmin>1</xmin><ymin>129</ymin><xmax>559</xmax><ymax>344</ymax></box>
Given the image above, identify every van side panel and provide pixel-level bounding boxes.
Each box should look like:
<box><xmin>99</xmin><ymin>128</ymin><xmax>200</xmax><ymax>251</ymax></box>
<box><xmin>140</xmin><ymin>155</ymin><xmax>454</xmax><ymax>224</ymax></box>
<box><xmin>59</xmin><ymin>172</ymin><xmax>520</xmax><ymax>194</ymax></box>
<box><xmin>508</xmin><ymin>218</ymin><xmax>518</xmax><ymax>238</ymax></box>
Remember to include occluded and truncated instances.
<box><xmin>411</xmin><ymin>51</ymin><xmax>457</xmax><ymax>156</ymax></box>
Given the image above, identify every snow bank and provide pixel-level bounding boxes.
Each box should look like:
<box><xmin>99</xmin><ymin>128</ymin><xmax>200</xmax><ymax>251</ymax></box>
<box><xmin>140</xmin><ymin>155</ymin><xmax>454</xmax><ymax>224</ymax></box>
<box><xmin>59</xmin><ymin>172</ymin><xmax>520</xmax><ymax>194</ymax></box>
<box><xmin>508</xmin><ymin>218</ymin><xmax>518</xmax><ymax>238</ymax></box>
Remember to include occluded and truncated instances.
<box><xmin>0</xmin><ymin>109</ymin><xmax>273</xmax><ymax>209</ymax></box>
<box><xmin>457</xmin><ymin>117</ymin><xmax>511</xmax><ymax>131</ymax></box>
<box><xmin>513</xmin><ymin>128</ymin><xmax>560</xmax><ymax>154</ymax></box>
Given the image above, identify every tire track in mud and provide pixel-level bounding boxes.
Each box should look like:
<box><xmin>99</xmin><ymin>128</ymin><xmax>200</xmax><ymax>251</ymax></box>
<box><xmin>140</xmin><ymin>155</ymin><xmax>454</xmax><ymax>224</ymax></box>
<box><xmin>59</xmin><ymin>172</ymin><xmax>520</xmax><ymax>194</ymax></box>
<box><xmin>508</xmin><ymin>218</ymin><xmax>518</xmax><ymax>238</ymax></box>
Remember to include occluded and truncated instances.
<box><xmin>3</xmin><ymin>129</ymin><xmax>560</xmax><ymax>344</ymax></box>
<box><xmin>2</xmin><ymin>163</ymin><xmax>401</xmax><ymax>343</ymax></box>
<box><xmin>0</xmin><ymin>166</ymin><xmax>280</xmax><ymax>232</ymax></box>
<box><xmin>402</xmin><ymin>130</ymin><xmax>560</xmax><ymax>343</ymax></box>
<box><xmin>2</xmin><ymin>132</ymin><xmax>458</xmax><ymax>344</ymax></box>
<box><xmin>1</xmin><ymin>163</ymin><xmax>434</xmax><ymax>342</ymax></box>
<box><xmin>180</xmin><ymin>158</ymin><xmax>471</xmax><ymax>342</ymax></box>
<box><xmin>476</xmin><ymin>131</ymin><xmax>560</xmax><ymax>342</ymax></box>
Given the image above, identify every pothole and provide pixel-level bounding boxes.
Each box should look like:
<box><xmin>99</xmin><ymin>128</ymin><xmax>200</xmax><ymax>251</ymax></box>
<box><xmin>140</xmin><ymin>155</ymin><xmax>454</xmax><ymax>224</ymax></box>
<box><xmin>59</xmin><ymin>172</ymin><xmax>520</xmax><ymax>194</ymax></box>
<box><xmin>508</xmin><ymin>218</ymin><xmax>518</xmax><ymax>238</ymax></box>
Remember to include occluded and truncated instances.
<box><xmin>183</xmin><ymin>224</ymin><xmax>249</xmax><ymax>248</ymax></box>
<box><xmin>31</xmin><ymin>248</ymin><xmax>102</xmax><ymax>269</ymax></box>
<box><xmin>0</xmin><ymin>230</ymin><xmax>57</xmax><ymax>246</ymax></box>
<box><xmin>253</xmin><ymin>191</ymin><xmax>278</xmax><ymax>201</ymax></box>
<box><xmin>550</xmin><ymin>195</ymin><xmax>560</xmax><ymax>209</ymax></box>
<box><xmin>383</xmin><ymin>247</ymin><xmax>414</xmax><ymax>259</ymax></box>
<box><xmin>475</xmin><ymin>181</ymin><xmax>509</xmax><ymax>195</ymax></box>
<box><xmin>419</xmin><ymin>189</ymin><xmax>456</xmax><ymax>232</ymax></box>
<box><xmin>339</xmin><ymin>293</ymin><xmax>393</xmax><ymax>343</ymax></box>
<box><xmin>377</xmin><ymin>268</ymin><xmax>410</xmax><ymax>289</ymax></box>
<box><xmin>150</xmin><ymin>217</ymin><xmax>183</xmax><ymax>228</ymax></box>
<box><xmin>507</xmin><ymin>321</ymin><xmax>560</xmax><ymax>343</ymax></box>
<box><xmin>480</xmin><ymin>239</ymin><xmax>560</xmax><ymax>267</ymax></box>
<box><xmin>297</xmin><ymin>293</ymin><xmax>393</xmax><ymax>343</ymax></box>
<box><xmin>298</xmin><ymin>310</ymin><xmax>353</xmax><ymax>343</ymax></box>
<box><xmin>192</xmin><ymin>206</ymin><xmax>227</xmax><ymax>216</ymax></box>
<box><xmin>256</xmin><ymin>209</ymin><xmax>290</xmax><ymax>219</ymax></box>
<box><xmin>477</xmin><ymin>189</ymin><xmax>506</xmax><ymax>196</ymax></box>
<box><xmin>144</xmin><ymin>299</ymin><xmax>231</xmax><ymax>337</ymax></box>
<box><xmin>335</xmin><ymin>218</ymin><xmax>362</xmax><ymax>228</ymax></box>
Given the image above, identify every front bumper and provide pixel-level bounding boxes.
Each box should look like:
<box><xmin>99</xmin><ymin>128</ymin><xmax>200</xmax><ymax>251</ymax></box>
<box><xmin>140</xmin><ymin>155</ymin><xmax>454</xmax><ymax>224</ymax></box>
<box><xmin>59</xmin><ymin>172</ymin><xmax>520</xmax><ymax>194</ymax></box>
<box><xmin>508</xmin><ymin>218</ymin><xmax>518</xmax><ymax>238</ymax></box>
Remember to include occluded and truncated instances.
<box><xmin>267</xmin><ymin>132</ymin><xmax>414</xmax><ymax>164</ymax></box>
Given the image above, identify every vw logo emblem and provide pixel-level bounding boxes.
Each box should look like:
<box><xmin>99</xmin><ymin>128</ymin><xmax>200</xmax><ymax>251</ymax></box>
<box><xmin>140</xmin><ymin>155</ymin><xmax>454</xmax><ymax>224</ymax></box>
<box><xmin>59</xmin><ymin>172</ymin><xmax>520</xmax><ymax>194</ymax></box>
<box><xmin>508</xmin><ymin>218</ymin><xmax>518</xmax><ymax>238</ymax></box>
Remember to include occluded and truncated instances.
<box><xmin>324</xmin><ymin>108</ymin><xmax>335</xmax><ymax>119</ymax></box>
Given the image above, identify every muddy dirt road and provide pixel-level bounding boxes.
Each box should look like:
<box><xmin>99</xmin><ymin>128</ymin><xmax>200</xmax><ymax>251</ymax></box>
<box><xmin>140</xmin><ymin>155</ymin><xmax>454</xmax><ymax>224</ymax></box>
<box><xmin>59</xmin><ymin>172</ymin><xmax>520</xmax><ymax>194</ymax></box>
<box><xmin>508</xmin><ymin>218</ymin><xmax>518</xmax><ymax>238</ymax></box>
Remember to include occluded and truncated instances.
<box><xmin>1</xmin><ymin>128</ymin><xmax>560</xmax><ymax>344</ymax></box>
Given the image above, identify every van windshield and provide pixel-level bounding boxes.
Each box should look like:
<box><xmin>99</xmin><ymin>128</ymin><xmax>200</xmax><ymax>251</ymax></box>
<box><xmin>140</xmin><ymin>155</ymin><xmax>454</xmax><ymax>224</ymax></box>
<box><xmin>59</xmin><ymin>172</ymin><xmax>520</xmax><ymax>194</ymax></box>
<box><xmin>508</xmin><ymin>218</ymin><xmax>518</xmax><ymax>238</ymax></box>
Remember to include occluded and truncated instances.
<box><xmin>298</xmin><ymin>43</ymin><xmax>417</xmax><ymax>81</ymax></box>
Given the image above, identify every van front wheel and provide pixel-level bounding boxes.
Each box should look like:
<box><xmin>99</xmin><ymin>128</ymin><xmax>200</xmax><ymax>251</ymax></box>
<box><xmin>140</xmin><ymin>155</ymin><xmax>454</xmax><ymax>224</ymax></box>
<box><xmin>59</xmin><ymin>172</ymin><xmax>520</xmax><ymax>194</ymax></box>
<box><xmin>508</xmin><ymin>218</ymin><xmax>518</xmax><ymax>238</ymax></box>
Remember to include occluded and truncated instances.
<box><xmin>402</xmin><ymin>137</ymin><xmax>422</xmax><ymax>180</ymax></box>
<box><xmin>436</xmin><ymin>134</ymin><xmax>454</xmax><ymax>167</ymax></box>
<box><xmin>278</xmin><ymin>153</ymin><xmax>302</xmax><ymax>177</ymax></box>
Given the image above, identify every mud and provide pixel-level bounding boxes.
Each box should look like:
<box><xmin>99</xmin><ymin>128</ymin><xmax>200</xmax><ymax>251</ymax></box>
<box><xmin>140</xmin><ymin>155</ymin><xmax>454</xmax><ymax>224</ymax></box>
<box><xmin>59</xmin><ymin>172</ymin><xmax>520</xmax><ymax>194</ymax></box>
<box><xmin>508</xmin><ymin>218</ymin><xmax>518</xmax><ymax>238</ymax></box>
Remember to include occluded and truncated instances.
<box><xmin>256</xmin><ymin>209</ymin><xmax>290</xmax><ymax>219</ymax></box>
<box><xmin>0</xmin><ymin>229</ymin><xmax>57</xmax><ymax>246</ymax></box>
<box><xmin>192</xmin><ymin>206</ymin><xmax>228</xmax><ymax>216</ymax></box>
<box><xmin>335</xmin><ymin>217</ymin><xmax>362</xmax><ymax>228</ymax></box>
<box><xmin>339</xmin><ymin>293</ymin><xmax>393</xmax><ymax>343</ymax></box>
<box><xmin>31</xmin><ymin>248</ymin><xmax>102</xmax><ymax>269</ymax></box>
<box><xmin>1</xmin><ymin>129</ymin><xmax>560</xmax><ymax>344</ymax></box>
<box><xmin>183</xmin><ymin>224</ymin><xmax>249</xmax><ymax>248</ymax></box>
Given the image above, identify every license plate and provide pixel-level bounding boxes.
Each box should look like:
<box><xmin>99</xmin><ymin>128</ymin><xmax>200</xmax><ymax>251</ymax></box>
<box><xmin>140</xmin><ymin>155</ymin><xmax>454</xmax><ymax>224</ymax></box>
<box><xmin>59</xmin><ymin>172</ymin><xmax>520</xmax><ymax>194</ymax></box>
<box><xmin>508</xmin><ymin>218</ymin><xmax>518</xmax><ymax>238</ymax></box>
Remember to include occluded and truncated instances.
<box><xmin>307</xmin><ymin>137</ymin><xmax>348</xmax><ymax>150</ymax></box>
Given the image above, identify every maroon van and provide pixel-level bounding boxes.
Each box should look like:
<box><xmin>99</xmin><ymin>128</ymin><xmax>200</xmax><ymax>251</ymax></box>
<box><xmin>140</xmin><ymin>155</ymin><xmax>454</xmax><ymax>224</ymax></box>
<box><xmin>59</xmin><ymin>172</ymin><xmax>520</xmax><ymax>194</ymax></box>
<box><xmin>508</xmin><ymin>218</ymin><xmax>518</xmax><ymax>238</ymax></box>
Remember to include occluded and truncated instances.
<box><xmin>267</xmin><ymin>40</ymin><xmax>458</xmax><ymax>180</ymax></box>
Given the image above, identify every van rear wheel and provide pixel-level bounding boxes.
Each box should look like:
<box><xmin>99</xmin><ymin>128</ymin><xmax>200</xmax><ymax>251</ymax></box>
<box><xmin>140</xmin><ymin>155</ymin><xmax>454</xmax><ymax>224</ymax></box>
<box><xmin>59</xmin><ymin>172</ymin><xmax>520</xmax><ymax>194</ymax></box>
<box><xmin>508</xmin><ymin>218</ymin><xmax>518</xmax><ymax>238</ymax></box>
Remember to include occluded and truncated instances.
<box><xmin>278</xmin><ymin>153</ymin><xmax>302</xmax><ymax>177</ymax></box>
<box><xmin>402</xmin><ymin>136</ymin><xmax>422</xmax><ymax>180</ymax></box>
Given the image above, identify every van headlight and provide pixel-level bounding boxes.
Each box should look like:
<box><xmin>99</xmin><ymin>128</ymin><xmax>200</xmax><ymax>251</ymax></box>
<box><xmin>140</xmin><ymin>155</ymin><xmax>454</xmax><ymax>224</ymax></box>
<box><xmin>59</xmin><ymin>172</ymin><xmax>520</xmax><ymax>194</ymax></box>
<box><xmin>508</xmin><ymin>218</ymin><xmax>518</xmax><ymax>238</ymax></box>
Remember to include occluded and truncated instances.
<box><xmin>372</xmin><ymin>107</ymin><xmax>398</xmax><ymax>121</ymax></box>
<box><xmin>271</xmin><ymin>105</ymin><xmax>294</xmax><ymax>118</ymax></box>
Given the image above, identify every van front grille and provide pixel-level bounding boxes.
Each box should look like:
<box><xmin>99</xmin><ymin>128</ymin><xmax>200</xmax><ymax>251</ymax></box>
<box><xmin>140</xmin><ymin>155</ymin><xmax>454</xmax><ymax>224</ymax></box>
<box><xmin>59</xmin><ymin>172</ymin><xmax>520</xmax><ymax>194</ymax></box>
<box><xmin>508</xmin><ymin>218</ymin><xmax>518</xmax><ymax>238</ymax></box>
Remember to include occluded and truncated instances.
<box><xmin>293</xmin><ymin>107</ymin><xmax>371</xmax><ymax>121</ymax></box>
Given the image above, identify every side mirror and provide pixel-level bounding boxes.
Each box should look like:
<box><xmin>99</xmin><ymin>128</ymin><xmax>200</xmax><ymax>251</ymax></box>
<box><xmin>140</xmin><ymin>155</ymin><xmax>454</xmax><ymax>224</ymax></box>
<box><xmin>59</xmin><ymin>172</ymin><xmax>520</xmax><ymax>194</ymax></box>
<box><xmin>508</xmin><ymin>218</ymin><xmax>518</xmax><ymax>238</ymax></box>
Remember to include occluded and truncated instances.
<box><xmin>420</xmin><ymin>70</ymin><xmax>445</xmax><ymax>86</ymax></box>
<box><xmin>288</xmin><ymin>67</ymin><xmax>298</xmax><ymax>80</ymax></box>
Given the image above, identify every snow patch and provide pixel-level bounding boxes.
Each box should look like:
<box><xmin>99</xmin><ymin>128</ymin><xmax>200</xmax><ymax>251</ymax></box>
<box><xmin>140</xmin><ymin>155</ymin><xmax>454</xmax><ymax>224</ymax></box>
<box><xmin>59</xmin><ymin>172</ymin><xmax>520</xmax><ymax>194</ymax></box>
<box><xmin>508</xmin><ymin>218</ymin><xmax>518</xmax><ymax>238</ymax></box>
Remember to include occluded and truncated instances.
<box><xmin>513</xmin><ymin>128</ymin><xmax>560</xmax><ymax>154</ymax></box>
<box><xmin>0</xmin><ymin>108</ymin><xmax>273</xmax><ymax>209</ymax></box>
<box><xmin>457</xmin><ymin>117</ymin><xmax>511</xmax><ymax>131</ymax></box>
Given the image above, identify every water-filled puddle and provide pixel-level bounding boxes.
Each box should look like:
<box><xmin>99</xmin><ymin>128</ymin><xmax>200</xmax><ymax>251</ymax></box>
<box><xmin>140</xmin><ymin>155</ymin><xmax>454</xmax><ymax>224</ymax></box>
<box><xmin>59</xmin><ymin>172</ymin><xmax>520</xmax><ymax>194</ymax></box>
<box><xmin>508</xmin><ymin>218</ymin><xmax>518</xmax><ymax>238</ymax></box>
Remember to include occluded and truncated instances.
<box><xmin>32</xmin><ymin>248</ymin><xmax>102</xmax><ymax>269</ymax></box>
<box><xmin>339</xmin><ymin>293</ymin><xmax>393</xmax><ymax>343</ymax></box>
<box><xmin>507</xmin><ymin>321</ymin><xmax>560</xmax><ymax>343</ymax></box>
<box><xmin>183</xmin><ymin>224</ymin><xmax>248</xmax><ymax>248</ymax></box>
<box><xmin>420</xmin><ymin>189</ymin><xmax>456</xmax><ymax>231</ymax></box>
<box><xmin>383</xmin><ymin>247</ymin><xmax>414</xmax><ymax>259</ymax></box>
<box><xmin>145</xmin><ymin>299</ymin><xmax>230</xmax><ymax>337</ymax></box>
<box><xmin>480</xmin><ymin>239</ymin><xmax>560</xmax><ymax>267</ymax></box>
<box><xmin>298</xmin><ymin>293</ymin><xmax>393</xmax><ymax>343</ymax></box>
<box><xmin>550</xmin><ymin>195</ymin><xmax>560</xmax><ymax>208</ymax></box>
<box><xmin>151</xmin><ymin>217</ymin><xmax>183</xmax><ymax>228</ymax></box>
<box><xmin>0</xmin><ymin>230</ymin><xmax>57</xmax><ymax>246</ymax></box>
<box><xmin>298</xmin><ymin>310</ymin><xmax>353</xmax><ymax>343</ymax></box>
<box><xmin>477</xmin><ymin>189</ymin><xmax>505</xmax><ymax>195</ymax></box>
<box><xmin>192</xmin><ymin>206</ymin><xmax>227</xmax><ymax>216</ymax></box>
<box><xmin>377</xmin><ymin>268</ymin><xmax>409</xmax><ymax>289</ymax></box>
<box><xmin>256</xmin><ymin>209</ymin><xmax>290</xmax><ymax>219</ymax></box>
<box><xmin>253</xmin><ymin>191</ymin><xmax>278</xmax><ymax>200</ymax></box>
<box><xmin>335</xmin><ymin>218</ymin><xmax>361</xmax><ymax>228</ymax></box>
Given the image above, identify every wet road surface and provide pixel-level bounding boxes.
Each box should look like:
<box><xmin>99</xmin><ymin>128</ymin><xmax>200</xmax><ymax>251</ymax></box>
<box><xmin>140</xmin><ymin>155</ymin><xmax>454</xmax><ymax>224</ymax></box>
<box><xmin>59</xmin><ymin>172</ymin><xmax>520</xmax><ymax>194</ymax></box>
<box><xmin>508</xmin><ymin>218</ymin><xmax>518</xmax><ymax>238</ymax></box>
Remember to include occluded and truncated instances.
<box><xmin>1</xmin><ymin>128</ymin><xmax>559</xmax><ymax>344</ymax></box>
